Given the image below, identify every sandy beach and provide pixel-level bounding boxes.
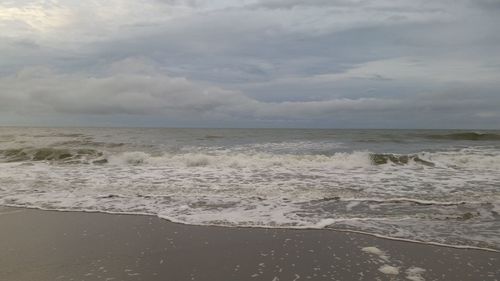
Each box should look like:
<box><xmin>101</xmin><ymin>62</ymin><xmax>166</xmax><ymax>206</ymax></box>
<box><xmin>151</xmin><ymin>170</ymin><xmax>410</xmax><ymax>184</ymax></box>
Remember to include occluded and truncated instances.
<box><xmin>0</xmin><ymin>206</ymin><xmax>498</xmax><ymax>281</ymax></box>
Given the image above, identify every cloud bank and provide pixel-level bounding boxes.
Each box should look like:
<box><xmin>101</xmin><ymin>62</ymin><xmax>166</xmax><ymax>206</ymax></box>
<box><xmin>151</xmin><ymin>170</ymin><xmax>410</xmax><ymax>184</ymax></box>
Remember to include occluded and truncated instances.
<box><xmin>0</xmin><ymin>0</ymin><xmax>499</xmax><ymax>128</ymax></box>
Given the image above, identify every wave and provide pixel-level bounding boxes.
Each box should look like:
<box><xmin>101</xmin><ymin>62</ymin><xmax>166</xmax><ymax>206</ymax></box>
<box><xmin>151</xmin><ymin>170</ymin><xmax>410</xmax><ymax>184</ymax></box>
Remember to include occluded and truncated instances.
<box><xmin>425</xmin><ymin>132</ymin><xmax>500</xmax><ymax>141</ymax></box>
<box><xmin>198</xmin><ymin>135</ymin><xmax>225</xmax><ymax>140</ymax></box>
<box><xmin>105</xmin><ymin>149</ymin><xmax>500</xmax><ymax>170</ymax></box>
<box><xmin>107</xmin><ymin>150</ymin><xmax>373</xmax><ymax>168</ymax></box>
<box><xmin>369</xmin><ymin>153</ymin><xmax>434</xmax><ymax>166</ymax></box>
<box><xmin>107</xmin><ymin>150</ymin><xmax>500</xmax><ymax>169</ymax></box>
<box><xmin>51</xmin><ymin>139</ymin><xmax>126</xmax><ymax>148</ymax></box>
<box><xmin>33</xmin><ymin>133</ymin><xmax>86</xmax><ymax>138</ymax></box>
<box><xmin>0</xmin><ymin>147</ymin><xmax>106</xmax><ymax>164</ymax></box>
<box><xmin>107</xmin><ymin>151</ymin><xmax>442</xmax><ymax>168</ymax></box>
<box><xmin>3</xmin><ymin>146</ymin><xmax>500</xmax><ymax>171</ymax></box>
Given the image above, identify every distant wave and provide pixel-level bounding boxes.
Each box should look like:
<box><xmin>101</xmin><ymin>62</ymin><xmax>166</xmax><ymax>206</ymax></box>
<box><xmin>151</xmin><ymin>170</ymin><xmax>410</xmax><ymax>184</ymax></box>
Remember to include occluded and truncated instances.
<box><xmin>425</xmin><ymin>132</ymin><xmax>500</xmax><ymax>141</ymax></box>
<box><xmin>199</xmin><ymin>135</ymin><xmax>225</xmax><ymax>140</ymax></box>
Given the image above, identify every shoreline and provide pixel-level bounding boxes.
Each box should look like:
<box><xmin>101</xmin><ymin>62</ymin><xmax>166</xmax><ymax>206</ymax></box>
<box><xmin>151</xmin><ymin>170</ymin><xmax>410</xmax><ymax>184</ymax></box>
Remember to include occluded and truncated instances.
<box><xmin>1</xmin><ymin>206</ymin><xmax>498</xmax><ymax>281</ymax></box>
<box><xmin>2</xmin><ymin>204</ymin><xmax>498</xmax><ymax>253</ymax></box>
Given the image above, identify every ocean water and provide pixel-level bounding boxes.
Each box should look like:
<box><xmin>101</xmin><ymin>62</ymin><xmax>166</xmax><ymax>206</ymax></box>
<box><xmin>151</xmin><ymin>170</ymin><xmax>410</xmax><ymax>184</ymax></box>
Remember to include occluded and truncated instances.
<box><xmin>0</xmin><ymin>127</ymin><xmax>499</xmax><ymax>250</ymax></box>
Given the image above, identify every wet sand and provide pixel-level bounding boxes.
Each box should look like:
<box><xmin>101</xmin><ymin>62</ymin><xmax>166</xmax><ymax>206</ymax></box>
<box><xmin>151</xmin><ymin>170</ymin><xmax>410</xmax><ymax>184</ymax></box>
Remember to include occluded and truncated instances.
<box><xmin>0</xmin><ymin>206</ymin><xmax>498</xmax><ymax>281</ymax></box>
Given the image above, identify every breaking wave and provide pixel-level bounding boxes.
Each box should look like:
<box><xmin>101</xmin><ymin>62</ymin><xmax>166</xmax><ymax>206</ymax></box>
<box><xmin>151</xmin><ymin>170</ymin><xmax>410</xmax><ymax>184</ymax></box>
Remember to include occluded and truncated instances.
<box><xmin>369</xmin><ymin>153</ymin><xmax>434</xmax><ymax>166</ymax></box>
<box><xmin>0</xmin><ymin>147</ymin><xmax>106</xmax><ymax>164</ymax></box>
<box><xmin>107</xmin><ymin>150</ymin><xmax>373</xmax><ymax>168</ymax></box>
<box><xmin>3</xmin><ymin>147</ymin><xmax>500</xmax><ymax>170</ymax></box>
<box><xmin>98</xmin><ymin>149</ymin><xmax>500</xmax><ymax>170</ymax></box>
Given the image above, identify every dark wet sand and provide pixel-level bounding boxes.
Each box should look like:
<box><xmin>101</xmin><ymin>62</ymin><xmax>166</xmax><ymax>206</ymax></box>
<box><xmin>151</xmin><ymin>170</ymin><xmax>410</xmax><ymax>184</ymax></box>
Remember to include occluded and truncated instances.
<box><xmin>0</xmin><ymin>207</ymin><xmax>498</xmax><ymax>281</ymax></box>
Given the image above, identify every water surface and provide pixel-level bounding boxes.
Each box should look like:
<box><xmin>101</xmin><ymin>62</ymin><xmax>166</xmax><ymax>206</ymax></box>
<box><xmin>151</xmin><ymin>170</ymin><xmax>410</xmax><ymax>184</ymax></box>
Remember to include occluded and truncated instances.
<box><xmin>1</xmin><ymin>127</ymin><xmax>499</xmax><ymax>250</ymax></box>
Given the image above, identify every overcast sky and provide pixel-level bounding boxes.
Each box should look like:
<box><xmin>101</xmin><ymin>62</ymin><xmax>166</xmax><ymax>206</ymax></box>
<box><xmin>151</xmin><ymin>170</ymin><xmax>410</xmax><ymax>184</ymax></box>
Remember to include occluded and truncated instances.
<box><xmin>1</xmin><ymin>0</ymin><xmax>499</xmax><ymax>128</ymax></box>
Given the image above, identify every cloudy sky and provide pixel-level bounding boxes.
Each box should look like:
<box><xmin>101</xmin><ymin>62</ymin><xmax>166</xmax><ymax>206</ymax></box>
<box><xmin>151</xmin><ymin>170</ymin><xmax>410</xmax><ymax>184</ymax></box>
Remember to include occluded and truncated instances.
<box><xmin>1</xmin><ymin>0</ymin><xmax>499</xmax><ymax>128</ymax></box>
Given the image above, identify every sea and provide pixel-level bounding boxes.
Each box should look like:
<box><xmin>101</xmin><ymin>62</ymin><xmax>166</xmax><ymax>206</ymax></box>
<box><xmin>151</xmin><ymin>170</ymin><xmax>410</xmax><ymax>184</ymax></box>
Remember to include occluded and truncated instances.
<box><xmin>0</xmin><ymin>127</ymin><xmax>499</xmax><ymax>250</ymax></box>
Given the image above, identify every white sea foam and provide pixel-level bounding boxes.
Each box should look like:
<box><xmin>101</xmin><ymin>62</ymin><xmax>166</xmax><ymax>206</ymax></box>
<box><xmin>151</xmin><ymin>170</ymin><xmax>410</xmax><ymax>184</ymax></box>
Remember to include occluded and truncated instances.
<box><xmin>108</xmin><ymin>151</ymin><xmax>151</xmax><ymax>165</ymax></box>
<box><xmin>417</xmin><ymin>148</ymin><xmax>500</xmax><ymax>170</ymax></box>
<box><xmin>405</xmin><ymin>267</ymin><xmax>426</xmax><ymax>281</ymax></box>
<box><xmin>106</xmin><ymin>150</ymin><xmax>373</xmax><ymax>169</ymax></box>
<box><xmin>314</xmin><ymin>219</ymin><xmax>337</xmax><ymax>228</ymax></box>
<box><xmin>0</xmin><ymin>147</ymin><xmax>499</xmax><ymax>250</ymax></box>
<box><xmin>378</xmin><ymin>265</ymin><xmax>399</xmax><ymax>275</ymax></box>
<box><xmin>361</xmin><ymin>246</ymin><xmax>389</xmax><ymax>261</ymax></box>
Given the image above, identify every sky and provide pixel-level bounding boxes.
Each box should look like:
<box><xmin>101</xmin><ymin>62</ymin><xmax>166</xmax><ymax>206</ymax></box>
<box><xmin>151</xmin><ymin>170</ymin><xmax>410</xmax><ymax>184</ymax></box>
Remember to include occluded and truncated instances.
<box><xmin>0</xmin><ymin>0</ymin><xmax>499</xmax><ymax>129</ymax></box>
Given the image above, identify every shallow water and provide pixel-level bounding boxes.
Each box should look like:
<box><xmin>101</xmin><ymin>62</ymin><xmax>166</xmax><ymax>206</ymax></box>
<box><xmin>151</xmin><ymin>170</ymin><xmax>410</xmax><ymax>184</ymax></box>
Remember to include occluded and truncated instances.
<box><xmin>0</xmin><ymin>127</ymin><xmax>499</xmax><ymax>250</ymax></box>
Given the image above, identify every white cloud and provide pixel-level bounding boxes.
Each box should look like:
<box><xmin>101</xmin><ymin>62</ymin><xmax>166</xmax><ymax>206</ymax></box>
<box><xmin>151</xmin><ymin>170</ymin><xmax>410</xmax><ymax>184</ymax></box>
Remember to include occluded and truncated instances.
<box><xmin>0</xmin><ymin>2</ymin><xmax>71</xmax><ymax>37</ymax></box>
<box><xmin>0</xmin><ymin>0</ymin><xmax>194</xmax><ymax>44</ymax></box>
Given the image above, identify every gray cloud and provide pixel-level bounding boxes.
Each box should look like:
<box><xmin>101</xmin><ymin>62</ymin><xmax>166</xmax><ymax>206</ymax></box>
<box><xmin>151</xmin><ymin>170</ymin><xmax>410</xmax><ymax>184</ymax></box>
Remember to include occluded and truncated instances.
<box><xmin>0</xmin><ymin>0</ymin><xmax>499</xmax><ymax>128</ymax></box>
<box><xmin>0</xmin><ymin>60</ymin><xmax>252</xmax><ymax>117</ymax></box>
<box><xmin>1</xmin><ymin>58</ymin><xmax>499</xmax><ymax>129</ymax></box>
<box><xmin>249</xmin><ymin>0</ymin><xmax>367</xmax><ymax>9</ymax></box>
<box><xmin>0</xmin><ymin>59</ymin><xmax>392</xmax><ymax>117</ymax></box>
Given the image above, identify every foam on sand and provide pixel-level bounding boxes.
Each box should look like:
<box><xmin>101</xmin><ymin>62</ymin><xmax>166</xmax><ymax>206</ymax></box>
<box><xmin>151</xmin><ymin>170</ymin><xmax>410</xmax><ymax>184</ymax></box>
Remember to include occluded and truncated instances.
<box><xmin>361</xmin><ymin>246</ymin><xmax>389</xmax><ymax>261</ymax></box>
<box><xmin>361</xmin><ymin>246</ymin><xmax>400</xmax><ymax>277</ymax></box>
<box><xmin>360</xmin><ymin>245</ymin><xmax>429</xmax><ymax>280</ymax></box>
<box><xmin>378</xmin><ymin>265</ymin><xmax>400</xmax><ymax>275</ymax></box>
<box><xmin>406</xmin><ymin>266</ymin><xmax>426</xmax><ymax>281</ymax></box>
